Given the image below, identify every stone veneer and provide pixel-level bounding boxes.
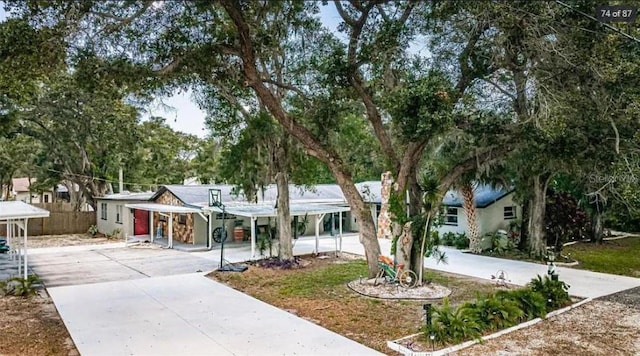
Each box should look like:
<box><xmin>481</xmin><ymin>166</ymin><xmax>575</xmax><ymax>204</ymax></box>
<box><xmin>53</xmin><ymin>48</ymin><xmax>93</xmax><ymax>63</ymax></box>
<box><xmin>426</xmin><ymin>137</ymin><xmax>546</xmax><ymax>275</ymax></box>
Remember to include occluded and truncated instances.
<box><xmin>153</xmin><ymin>190</ymin><xmax>194</xmax><ymax>244</ymax></box>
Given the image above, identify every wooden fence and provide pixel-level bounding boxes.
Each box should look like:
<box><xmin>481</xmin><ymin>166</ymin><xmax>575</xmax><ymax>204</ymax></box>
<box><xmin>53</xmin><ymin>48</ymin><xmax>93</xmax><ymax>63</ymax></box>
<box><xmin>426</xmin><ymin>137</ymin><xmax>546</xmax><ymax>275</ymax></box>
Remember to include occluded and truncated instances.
<box><xmin>0</xmin><ymin>202</ymin><xmax>96</xmax><ymax>236</ymax></box>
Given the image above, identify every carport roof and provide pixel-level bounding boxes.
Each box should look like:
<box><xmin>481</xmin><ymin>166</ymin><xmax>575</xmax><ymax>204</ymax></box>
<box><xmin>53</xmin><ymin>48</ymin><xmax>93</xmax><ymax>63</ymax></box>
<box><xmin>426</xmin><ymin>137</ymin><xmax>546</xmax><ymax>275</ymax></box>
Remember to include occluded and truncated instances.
<box><xmin>205</xmin><ymin>203</ymin><xmax>350</xmax><ymax>218</ymax></box>
<box><xmin>124</xmin><ymin>203</ymin><xmax>204</xmax><ymax>214</ymax></box>
<box><xmin>0</xmin><ymin>201</ymin><xmax>50</xmax><ymax>220</ymax></box>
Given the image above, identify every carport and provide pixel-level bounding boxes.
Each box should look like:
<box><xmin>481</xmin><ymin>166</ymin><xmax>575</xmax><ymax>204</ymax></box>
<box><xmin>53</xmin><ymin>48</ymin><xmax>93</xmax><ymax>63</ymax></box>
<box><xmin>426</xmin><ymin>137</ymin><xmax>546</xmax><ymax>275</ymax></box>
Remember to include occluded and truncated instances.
<box><xmin>124</xmin><ymin>203</ymin><xmax>207</xmax><ymax>249</ymax></box>
<box><xmin>0</xmin><ymin>201</ymin><xmax>50</xmax><ymax>279</ymax></box>
<box><xmin>206</xmin><ymin>203</ymin><xmax>351</xmax><ymax>258</ymax></box>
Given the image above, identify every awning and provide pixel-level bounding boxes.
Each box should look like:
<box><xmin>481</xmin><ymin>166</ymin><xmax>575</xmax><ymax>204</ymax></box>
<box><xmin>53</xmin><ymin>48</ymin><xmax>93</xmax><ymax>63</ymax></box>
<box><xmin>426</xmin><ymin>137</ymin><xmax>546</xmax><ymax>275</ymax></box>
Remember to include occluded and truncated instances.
<box><xmin>0</xmin><ymin>201</ymin><xmax>50</xmax><ymax>280</ymax></box>
<box><xmin>0</xmin><ymin>201</ymin><xmax>50</xmax><ymax>220</ymax></box>
<box><xmin>124</xmin><ymin>203</ymin><xmax>203</xmax><ymax>214</ymax></box>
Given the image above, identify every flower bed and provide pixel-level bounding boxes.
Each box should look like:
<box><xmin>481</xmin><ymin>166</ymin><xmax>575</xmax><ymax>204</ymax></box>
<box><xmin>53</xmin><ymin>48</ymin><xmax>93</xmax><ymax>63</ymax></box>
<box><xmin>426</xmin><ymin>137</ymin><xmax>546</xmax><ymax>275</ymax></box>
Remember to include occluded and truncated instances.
<box><xmin>387</xmin><ymin>275</ymin><xmax>581</xmax><ymax>355</ymax></box>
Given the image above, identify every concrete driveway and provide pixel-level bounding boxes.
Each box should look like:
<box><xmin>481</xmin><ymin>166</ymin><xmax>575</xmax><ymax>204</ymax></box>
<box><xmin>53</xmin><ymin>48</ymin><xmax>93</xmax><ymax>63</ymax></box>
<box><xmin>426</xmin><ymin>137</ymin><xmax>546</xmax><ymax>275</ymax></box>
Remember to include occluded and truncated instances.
<box><xmin>31</xmin><ymin>244</ymin><xmax>382</xmax><ymax>356</ymax></box>
<box><xmin>29</xmin><ymin>246</ymin><xmax>219</xmax><ymax>287</ymax></box>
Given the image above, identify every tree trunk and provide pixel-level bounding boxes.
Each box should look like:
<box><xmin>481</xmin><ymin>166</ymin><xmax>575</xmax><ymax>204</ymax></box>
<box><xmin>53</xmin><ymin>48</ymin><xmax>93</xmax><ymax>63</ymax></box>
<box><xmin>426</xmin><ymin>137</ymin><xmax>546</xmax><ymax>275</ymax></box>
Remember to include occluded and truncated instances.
<box><xmin>518</xmin><ymin>198</ymin><xmax>530</xmax><ymax>251</ymax></box>
<box><xmin>274</xmin><ymin>141</ymin><xmax>293</xmax><ymax>260</ymax></box>
<box><xmin>591</xmin><ymin>203</ymin><xmax>604</xmax><ymax>244</ymax></box>
<box><xmin>459</xmin><ymin>183</ymin><xmax>480</xmax><ymax>253</ymax></box>
<box><xmin>527</xmin><ymin>175</ymin><xmax>548</xmax><ymax>258</ymax></box>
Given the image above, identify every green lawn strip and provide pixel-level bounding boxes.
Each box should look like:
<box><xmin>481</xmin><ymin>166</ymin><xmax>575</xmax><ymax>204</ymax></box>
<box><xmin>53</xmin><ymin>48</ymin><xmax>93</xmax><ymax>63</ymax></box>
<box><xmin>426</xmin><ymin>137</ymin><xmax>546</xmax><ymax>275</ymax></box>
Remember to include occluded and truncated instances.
<box><xmin>276</xmin><ymin>260</ymin><xmax>368</xmax><ymax>297</ymax></box>
<box><xmin>563</xmin><ymin>237</ymin><xmax>640</xmax><ymax>277</ymax></box>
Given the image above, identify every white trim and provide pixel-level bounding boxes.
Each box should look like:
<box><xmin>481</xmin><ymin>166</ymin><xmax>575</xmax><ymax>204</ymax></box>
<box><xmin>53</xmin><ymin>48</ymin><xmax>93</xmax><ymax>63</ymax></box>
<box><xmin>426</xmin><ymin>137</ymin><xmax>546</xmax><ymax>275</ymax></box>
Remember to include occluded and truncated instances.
<box><xmin>125</xmin><ymin>203</ymin><xmax>204</xmax><ymax>214</ymax></box>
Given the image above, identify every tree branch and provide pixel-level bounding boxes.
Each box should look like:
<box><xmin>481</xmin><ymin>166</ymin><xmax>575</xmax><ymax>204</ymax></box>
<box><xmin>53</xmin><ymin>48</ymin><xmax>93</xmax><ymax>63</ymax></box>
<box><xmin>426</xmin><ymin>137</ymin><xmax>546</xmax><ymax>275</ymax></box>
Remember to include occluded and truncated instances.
<box><xmin>92</xmin><ymin>1</ymin><xmax>154</xmax><ymax>29</ymax></box>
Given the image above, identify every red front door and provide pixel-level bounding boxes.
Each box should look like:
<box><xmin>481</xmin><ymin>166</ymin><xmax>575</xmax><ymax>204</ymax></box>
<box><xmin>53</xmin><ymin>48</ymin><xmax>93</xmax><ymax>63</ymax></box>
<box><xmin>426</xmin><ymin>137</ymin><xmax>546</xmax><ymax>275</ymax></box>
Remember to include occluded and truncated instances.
<box><xmin>134</xmin><ymin>209</ymin><xmax>150</xmax><ymax>236</ymax></box>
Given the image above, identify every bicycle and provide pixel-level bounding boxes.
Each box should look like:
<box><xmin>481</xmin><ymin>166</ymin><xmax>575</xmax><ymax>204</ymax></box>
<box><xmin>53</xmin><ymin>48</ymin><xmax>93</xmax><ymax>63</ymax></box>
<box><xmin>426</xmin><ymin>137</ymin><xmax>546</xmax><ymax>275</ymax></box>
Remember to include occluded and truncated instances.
<box><xmin>374</xmin><ymin>255</ymin><xmax>418</xmax><ymax>288</ymax></box>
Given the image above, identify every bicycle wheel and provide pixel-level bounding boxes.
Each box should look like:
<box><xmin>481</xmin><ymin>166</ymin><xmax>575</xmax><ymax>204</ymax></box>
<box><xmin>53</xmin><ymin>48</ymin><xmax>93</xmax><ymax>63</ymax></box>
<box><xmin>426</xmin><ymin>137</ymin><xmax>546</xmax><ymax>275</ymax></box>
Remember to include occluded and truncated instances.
<box><xmin>373</xmin><ymin>269</ymin><xmax>385</xmax><ymax>286</ymax></box>
<box><xmin>398</xmin><ymin>269</ymin><xmax>418</xmax><ymax>288</ymax></box>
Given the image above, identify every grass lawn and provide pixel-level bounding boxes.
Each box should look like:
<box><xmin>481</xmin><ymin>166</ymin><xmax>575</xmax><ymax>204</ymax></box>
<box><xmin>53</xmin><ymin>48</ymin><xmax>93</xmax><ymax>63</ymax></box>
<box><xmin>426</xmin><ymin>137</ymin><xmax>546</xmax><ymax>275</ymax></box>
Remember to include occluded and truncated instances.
<box><xmin>209</xmin><ymin>254</ymin><xmax>500</xmax><ymax>353</ymax></box>
<box><xmin>563</xmin><ymin>236</ymin><xmax>640</xmax><ymax>277</ymax></box>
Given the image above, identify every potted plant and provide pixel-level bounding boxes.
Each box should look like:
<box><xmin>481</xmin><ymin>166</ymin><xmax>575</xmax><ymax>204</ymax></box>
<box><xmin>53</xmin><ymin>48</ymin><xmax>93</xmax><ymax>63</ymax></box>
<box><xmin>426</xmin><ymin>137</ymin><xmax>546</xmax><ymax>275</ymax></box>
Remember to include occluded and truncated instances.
<box><xmin>233</xmin><ymin>220</ymin><xmax>244</xmax><ymax>242</ymax></box>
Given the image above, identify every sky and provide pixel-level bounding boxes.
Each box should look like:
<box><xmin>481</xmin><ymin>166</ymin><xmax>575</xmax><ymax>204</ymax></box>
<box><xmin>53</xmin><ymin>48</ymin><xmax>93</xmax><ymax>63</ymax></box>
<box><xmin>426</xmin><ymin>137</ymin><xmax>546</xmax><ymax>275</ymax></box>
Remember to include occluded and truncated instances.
<box><xmin>0</xmin><ymin>3</ymin><xmax>343</xmax><ymax>139</ymax></box>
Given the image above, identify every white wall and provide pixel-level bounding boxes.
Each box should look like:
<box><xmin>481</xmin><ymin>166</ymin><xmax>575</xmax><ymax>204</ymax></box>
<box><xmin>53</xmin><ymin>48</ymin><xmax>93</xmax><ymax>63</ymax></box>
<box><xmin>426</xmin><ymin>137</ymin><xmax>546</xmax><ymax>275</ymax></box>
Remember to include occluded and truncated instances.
<box><xmin>14</xmin><ymin>191</ymin><xmax>53</xmax><ymax>204</ymax></box>
<box><xmin>97</xmin><ymin>199</ymin><xmax>148</xmax><ymax>238</ymax></box>
<box><xmin>436</xmin><ymin>207</ymin><xmax>467</xmax><ymax>236</ymax></box>
<box><xmin>476</xmin><ymin>193</ymin><xmax>521</xmax><ymax>235</ymax></box>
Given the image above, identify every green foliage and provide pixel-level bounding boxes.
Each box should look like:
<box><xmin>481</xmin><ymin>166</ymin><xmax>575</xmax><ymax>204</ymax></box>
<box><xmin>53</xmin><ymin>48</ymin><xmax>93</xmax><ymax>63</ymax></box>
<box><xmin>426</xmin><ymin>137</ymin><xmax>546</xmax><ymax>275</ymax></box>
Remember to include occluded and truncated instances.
<box><xmin>482</xmin><ymin>231</ymin><xmax>515</xmax><ymax>255</ymax></box>
<box><xmin>106</xmin><ymin>229</ymin><xmax>121</xmax><ymax>239</ymax></box>
<box><xmin>528</xmin><ymin>275</ymin><xmax>571</xmax><ymax>309</ymax></box>
<box><xmin>425</xmin><ymin>275</ymin><xmax>571</xmax><ymax>345</ymax></box>
<box><xmin>495</xmin><ymin>288</ymin><xmax>547</xmax><ymax>321</ymax></box>
<box><xmin>1</xmin><ymin>275</ymin><xmax>41</xmax><ymax>297</ymax></box>
<box><xmin>276</xmin><ymin>260</ymin><xmax>367</xmax><ymax>297</ymax></box>
<box><xmin>424</xmin><ymin>299</ymin><xmax>482</xmax><ymax>344</ymax></box>
<box><xmin>563</xmin><ymin>237</ymin><xmax>640</xmax><ymax>277</ymax></box>
<box><xmin>87</xmin><ymin>225</ymin><xmax>99</xmax><ymax>237</ymax></box>
<box><xmin>439</xmin><ymin>232</ymin><xmax>469</xmax><ymax>250</ymax></box>
<box><xmin>545</xmin><ymin>191</ymin><xmax>590</xmax><ymax>251</ymax></box>
<box><xmin>257</xmin><ymin>233</ymin><xmax>273</xmax><ymax>257</ymax></box>
<box><xmin>463</xmin><ymin>294</ymin><xmax>523</xmax><ymax>331</ymax></box>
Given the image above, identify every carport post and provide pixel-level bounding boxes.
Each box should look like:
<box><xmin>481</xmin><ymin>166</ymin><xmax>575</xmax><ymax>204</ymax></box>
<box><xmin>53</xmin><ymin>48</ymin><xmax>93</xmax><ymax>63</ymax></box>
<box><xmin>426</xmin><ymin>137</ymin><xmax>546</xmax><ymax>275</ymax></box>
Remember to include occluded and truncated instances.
<box><xmin>207</xmin><ymin>213</ymin><xmax>213</xmax><ymax>249</ymax></box>
<box><xmin>149</xmin><ymin>210</ymin><xmax>154</xmax><ymax>243</ymax></box>
<box><xmin>23</xmin><ymin>218</ymin><xmax>28</xmax><ymax>280</ymax></box>
<box><xmin>168</xmin><ymin>212</ymin><xmax>173</xmax><ymax>248</ymax></box>
<box><xmin>339</xmin><ymin>211</ymin><xmax>343</xmax><ymax>253</ymax></box>
<box><xmin>250</xmin><ymin>216</ymin><xmax>256</xmax><ymax>258</ymax></box>
<box><xmin>314</xmin><ymin>213</ymin><xmax>326</xmax><ymax>254</ymax></box>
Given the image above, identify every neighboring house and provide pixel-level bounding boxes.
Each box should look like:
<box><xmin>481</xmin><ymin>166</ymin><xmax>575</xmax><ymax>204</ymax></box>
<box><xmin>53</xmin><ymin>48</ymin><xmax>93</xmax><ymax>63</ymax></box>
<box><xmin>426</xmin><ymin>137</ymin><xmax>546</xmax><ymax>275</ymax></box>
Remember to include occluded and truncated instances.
<box><xmin>11</xmin><ymin>178</ymin><xmax>54</xmax><ymax>204</ymax></box>
<box><xmin>438</xmin><ymin>185</ymin><xmax>521</xmax><ymax>237</ymax></box>
<box><xmin>355</xmin><ymin>181</ymin><xmax>522</xmax><ymax>237</ymax></box>
<box><xmin>96</xmin><ymin>191</ymin><xmax>155</xmax><ymax>238</ymax></box>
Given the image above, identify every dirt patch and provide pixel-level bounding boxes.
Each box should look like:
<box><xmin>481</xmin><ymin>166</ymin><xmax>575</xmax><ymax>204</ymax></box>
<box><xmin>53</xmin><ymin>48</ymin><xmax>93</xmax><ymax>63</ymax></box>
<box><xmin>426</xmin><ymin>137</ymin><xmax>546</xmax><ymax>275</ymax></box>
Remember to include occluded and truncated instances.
<box><xmin>0</xmin><ymin>291</ymin><xmax>77</xmax><ymax>355</ymax></box>
<box><xmin>459</xmin><ymin>300</ymin><xmax>640</xmax><ymax>355</ymax></box>
<box><xmin>27</xmin><ymin>234</ymin><xmax>117</xmax><ymax>248</ymax></box>
<box><xmin>209</xmin><ymin>253</ymin><xmax>502</xmax><ymax>353</ymax></box>
<box><xmin>347</xmin><ymin>278</ymin><xmax>451</xmax><ymax>300</ymax></box>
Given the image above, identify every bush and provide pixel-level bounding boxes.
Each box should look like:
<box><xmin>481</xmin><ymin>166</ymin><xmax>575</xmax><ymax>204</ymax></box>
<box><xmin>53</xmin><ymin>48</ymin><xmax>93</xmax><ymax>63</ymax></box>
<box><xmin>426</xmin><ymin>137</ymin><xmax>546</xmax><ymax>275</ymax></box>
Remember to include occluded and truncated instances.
<box><xmin>482</xmin><ymin>231</ymin><xmax>515</xmax><ymax>255</ymax></box>
<box><xmin>495</xmin><ymin>287</ymin><xmax>547</xmax><ymax>320</ymax></box>
<box><xmin>545</xmin><ymin>191</ymin><xmax>590</xmax><ymax>251</ymax></box>
<box><xmin>463</xmin><ymin>294</ymin><xmax>523</xmax><ymax>331</ymax></box>
<box><xmin>0</xmin><ymin>275</ymin><xmax>41</xmax><ymax>297</ymax></box>
<box><xmin>424</xmin><ymin>275</ymin><xmax>570</xmax><ymax>345</ymax></box>
<box><xmin>440</xmin><ymin>232</ymin><xmax>469</xmax><ymax>249</ymax></box>
<box><xmin>528</xmin><ymin>275</ymin><xmax>571</xmax><ymax>309</ymax></box>
<box><xmin>87</xmin><ymin>224</ymin><xmax>99</xmax><ymax>237</ymax></box>
<box><xmin>424</xmin><ymin>299</ymin><xmax>482</xmax><ymax>344</ymax></box>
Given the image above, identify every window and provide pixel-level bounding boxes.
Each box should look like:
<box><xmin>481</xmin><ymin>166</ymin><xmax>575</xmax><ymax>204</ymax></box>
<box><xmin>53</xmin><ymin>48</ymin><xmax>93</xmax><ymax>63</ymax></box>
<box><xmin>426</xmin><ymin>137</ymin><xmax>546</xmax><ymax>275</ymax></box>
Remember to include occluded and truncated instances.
<box><xmin>178</xmin><ymin>214</ymin><xmax>187</xmax><ymax>225</ymax></box>
<box><xmin>44</xmin><ymin>194</ymin><xmax>49</xmax><ymax>203</ymax></box>
<box><xmin>504</xmin><ymin>206</ymin><xmax>517</xmax><ymax>220</ymax></box>
<box><xmin>100</xmin><ymin>203</ymin><xmax>107</xmax><ymax>220</ymax></box>
<box><xmin>116</xmin><ymin>205</ymin><xmax>123</xmax><ymax>224</ymax></box>
<box><xmin>444</xmin><ymin>208</ymin><xmax>458</xmax><ymax>226</ymax></box>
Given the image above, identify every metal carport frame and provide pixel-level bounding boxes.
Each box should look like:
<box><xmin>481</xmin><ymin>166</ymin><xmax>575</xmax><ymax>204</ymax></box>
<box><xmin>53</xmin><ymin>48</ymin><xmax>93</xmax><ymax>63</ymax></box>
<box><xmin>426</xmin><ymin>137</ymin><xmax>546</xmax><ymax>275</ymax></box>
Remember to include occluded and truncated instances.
<box><xmin>0</xmin><ymin>201</ymin><xmax>50</xmax><ymax>279</ymax></box>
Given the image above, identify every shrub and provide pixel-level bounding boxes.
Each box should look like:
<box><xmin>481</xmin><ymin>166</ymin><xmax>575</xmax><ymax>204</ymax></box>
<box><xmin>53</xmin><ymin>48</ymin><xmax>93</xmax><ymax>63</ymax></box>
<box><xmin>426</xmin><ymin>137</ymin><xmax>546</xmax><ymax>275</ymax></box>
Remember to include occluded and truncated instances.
<box><xmin>424</xmin><ymin>299</ymin><xmax>482</xmax><ymax>344</ymax></box>
<box><xmin>529</xmin><ymin>275</ymin><xmax>571</xmax><ymax>309</ymax></box>
<box><xmin>545</xmin><ymin>191</ymin><xmax>590</xmax><ymax>251</ymax></box>
<box><xmin>87</xmin><ymin>224</ymin><xmax>99</xmax><ymax>237</ymax></box>
<box><xmin>106</xmin><ymin>228</ymin><xmax>121</xmax><ymax>239</ymax></box>
<box><xmin>0</xmin><ymin>275</ymin><xmax>41</xmax><ymax>297</ymax></box>
<box><xmin>440</xmin><ymin>232</ymin><xmax>469</xmax><ymax>249</ymax></box>
<box><xmin>463</xmin><ymin>294</ymin><xmax>523</xmax><ymax>331</ymax></box>
<box><xmin>495</xmin><ymin>288</ymin><xmax>547</xmax><ymax>320</ymax></box>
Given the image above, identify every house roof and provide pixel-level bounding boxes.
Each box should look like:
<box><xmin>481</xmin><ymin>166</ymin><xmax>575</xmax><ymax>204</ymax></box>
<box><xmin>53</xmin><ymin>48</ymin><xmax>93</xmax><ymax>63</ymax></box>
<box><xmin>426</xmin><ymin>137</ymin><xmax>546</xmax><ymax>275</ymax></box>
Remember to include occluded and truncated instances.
<box><xmin>98</xmin><ymin>191</ymin><xmax>155</xmax><ymax>201</ymax></box>
<box><xmin>156</xmin><ymin>184</ymin><xmax>347</xmax><ymax>208</ymax></box>
<box><xmin>442</xmin><ymin>184</ymin><xmax>513</xmax><ymax>208</ymax></box>
<box><xmin>11</xmin><ymin>178</ymin><xmax>31</xmax><ymax>193</ymax></box>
